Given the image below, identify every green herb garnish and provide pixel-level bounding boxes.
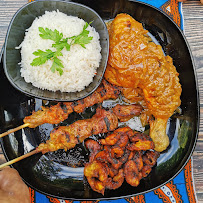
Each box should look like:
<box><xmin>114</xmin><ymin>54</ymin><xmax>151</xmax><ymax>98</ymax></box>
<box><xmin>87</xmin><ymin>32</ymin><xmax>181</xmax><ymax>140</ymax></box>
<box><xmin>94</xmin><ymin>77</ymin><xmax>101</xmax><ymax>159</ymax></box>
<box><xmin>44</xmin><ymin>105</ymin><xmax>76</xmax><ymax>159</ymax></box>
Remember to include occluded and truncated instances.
<box><xmin>38</xmin><ymin>27</ymin><xmax>63</xmax><ymax>43</ymax></box>
<box><xmin>31</xmin><ymin>22</ymin><xmax>93</xmax><ymax>76</ymax></box>
<box><xmin>51</xmin><ymin>57</ymin><xmax>64</xmax><ymax>76</ymax></box>
<box><xmin>52</xmin><ymin>38</ymin><xmax>70</xmax><ymax>51</ymax></box>
<box><xmin>68</xmin><ymin>22</ymin><xmax>93</xmax><ymax>48</ymax></box>
<box><xmin>31</xmin><ymin>49</ymin><xmax>54</xmax><ymax>66</ymax></box>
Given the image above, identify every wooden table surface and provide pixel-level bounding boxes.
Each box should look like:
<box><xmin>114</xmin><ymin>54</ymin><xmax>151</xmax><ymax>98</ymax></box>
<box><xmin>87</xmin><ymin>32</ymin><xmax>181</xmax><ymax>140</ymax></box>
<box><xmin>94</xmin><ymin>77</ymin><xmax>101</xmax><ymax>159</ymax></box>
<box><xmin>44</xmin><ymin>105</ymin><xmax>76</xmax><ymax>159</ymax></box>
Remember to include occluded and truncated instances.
<box><xmin>0</xmin><ymin>0</ymin><xmax>202</xmax><ymax>202</ymax></box>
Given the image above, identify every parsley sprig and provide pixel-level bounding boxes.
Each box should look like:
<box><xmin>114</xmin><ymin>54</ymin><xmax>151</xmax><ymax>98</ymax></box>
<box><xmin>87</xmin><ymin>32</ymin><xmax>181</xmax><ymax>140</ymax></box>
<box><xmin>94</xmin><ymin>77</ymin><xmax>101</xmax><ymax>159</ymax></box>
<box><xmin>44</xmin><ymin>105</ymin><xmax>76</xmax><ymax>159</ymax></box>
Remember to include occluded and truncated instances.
<box><xmin>30</xmin><ymin>22</ymin><xmax>93</xmax><ymax>76</ymax></box>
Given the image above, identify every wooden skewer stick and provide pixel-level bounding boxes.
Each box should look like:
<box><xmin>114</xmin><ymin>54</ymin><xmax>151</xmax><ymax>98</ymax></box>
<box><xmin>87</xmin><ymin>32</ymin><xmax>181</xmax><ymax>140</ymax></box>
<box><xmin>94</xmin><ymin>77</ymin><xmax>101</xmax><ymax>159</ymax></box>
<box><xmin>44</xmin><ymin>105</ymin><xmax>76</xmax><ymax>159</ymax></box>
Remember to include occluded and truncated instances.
<box><xmin>0</xmin><ymin>149</ymin><xmax>41</xmax><ymax>169</ymax></box>
<box><xmin>0</xmin><ymin>123</ymin><xmax>30</xmax><ymax>138</ymax></box>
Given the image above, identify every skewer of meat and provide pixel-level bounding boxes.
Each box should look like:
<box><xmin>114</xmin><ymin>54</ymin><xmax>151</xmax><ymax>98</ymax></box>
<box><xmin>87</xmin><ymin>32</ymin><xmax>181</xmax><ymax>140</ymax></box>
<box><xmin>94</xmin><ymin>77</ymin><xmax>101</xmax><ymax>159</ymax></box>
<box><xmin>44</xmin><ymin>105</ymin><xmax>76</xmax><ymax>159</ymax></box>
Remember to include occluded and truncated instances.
<box><xmin>0</xmin><ymin>104</ymin><xmax>143</xmax><ymax>169</ymax></box>
<box><xmin>0</xmin><ymin>80</ymin><xmax>120</xmax><ymax>138</ymax></box>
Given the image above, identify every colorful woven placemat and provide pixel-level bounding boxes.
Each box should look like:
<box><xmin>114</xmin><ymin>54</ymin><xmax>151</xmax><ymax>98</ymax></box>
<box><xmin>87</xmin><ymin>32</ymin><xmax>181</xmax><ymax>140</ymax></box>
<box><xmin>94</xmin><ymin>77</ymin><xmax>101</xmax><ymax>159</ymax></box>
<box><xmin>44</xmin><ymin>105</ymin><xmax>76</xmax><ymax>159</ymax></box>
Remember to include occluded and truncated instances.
<box><xmin>28</xmin><ymin>0</ymin><xmax>196</xmax><ymax>202</ymax></box>
<box><xmin>29</xmin><ymin>159</ymin><xmax>196</xmax><ymax>203</ymax></box>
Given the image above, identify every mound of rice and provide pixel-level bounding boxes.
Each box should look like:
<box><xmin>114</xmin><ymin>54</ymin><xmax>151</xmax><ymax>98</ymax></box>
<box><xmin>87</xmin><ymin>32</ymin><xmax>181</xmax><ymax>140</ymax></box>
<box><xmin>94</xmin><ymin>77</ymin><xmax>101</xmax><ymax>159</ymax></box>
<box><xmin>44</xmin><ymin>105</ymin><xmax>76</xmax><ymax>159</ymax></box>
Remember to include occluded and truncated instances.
<box><xmin>17</xmin><ymin>10</ymin><xmax>101</xmax><ymax>92</ymax></box>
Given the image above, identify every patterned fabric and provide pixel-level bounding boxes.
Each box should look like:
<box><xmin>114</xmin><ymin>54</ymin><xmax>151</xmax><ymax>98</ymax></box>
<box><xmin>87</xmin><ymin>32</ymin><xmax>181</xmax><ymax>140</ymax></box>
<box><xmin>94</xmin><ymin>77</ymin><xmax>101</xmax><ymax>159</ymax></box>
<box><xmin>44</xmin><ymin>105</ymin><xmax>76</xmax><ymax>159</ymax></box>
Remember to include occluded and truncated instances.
<box><xmin>29</xmin><ymin>160</ymin><xmax>197</xmax><ymax>203</ymax></box>
<box><xmin>136</xmin><ymin>0</ymin><xmax>184</xmax><ymax>29</ymax></box>
<box><xmin>28</xmin><ymin>0</ymin><xmax>195</xmax><ymax>202</ymax></box>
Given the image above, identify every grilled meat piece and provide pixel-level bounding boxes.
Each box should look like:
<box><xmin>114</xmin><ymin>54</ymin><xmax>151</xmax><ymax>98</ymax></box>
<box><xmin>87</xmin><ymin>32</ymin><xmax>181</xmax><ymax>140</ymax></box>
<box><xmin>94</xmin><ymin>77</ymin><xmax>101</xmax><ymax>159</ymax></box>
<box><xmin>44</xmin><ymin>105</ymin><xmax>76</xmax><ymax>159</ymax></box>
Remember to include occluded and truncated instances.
<box><xmin>127</xmin><ymin>132</ymin><xmax>155</xmax><ymax>151</ymax></box>
<box><xmin>84</xmin><ymin>126</ymin><xmax>159</xmax><ymax>194</ymax></box>
<box><xmin>112</xmin><ymin>104</ymin><xmax>143</xmax><ymax>122</ymax></box>
<box><xmin>85</xmin><ymin>139</ymin><xmax>102</xmax><ymax>163</ymax></box>
<box><xmin>106</xmin><ymin>168</ymin><xmax>124</xmax><ymax>190</ymax></box>
<box><xmin>38</xmin><ymin>108</ymin><xmax>118</xmax><ymax>154</ymax></box>
<box><xmin>100</xmin><ymin>126</ymin><xmax>133</xmax><ymax>146</ymax></box>
<box><xmin>24</xmin><ymin>80</ymin><xmax>121</xmax><ymax>128</ymax></box>
<box><xmin>84</xmin><ymin>161</ymin><xmax>109</xmax><ymax>195</ymax></box>
<box><xmin>24</xmin><ymin>103</ymin><xmax>74</xmax><ymax>128</ymax></box>
<box><xmin>37</xmin><ymin>104</ymin><xmax>142</xmax><ymax>154</ymax></box>
<box><xmin>124</xmin><ymin>160</ymin><xmax>142</xmax><ymax>187</ymax></box>
<box><xmin>141</xmin><ymin>151</ymin><xmax>160</xmax><ymax>177</ymax></box>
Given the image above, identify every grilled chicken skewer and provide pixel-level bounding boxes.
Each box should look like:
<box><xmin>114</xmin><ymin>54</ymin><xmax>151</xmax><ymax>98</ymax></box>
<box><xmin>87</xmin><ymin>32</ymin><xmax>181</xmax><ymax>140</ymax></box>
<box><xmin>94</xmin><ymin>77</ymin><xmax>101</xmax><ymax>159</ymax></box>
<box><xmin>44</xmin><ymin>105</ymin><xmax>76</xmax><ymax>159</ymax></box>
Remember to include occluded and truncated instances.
<box><xmin>0</xmin><ymin>104</ymin><xmax>142</xmax><ymax>169</ymax></box>
<box><xmin>0</xmin><ymin>80</ymin><xmax>120</xmax><ymax>138</ymax></box>
<box><xmin>38</xmin><ymin>104</ymin><xmax>143</xmax><ymax>154</ymax></box>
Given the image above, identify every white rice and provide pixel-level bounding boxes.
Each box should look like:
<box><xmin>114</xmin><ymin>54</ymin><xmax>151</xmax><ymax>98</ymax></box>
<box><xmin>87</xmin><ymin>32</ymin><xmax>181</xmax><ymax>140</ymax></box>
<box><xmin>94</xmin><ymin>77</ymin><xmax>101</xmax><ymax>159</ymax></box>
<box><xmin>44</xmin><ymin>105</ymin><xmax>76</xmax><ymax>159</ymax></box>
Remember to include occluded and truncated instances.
<box><xmin>17</xmin><ymin>10</ymin><xmax>101</xmax><ymax>92</ymax></box>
